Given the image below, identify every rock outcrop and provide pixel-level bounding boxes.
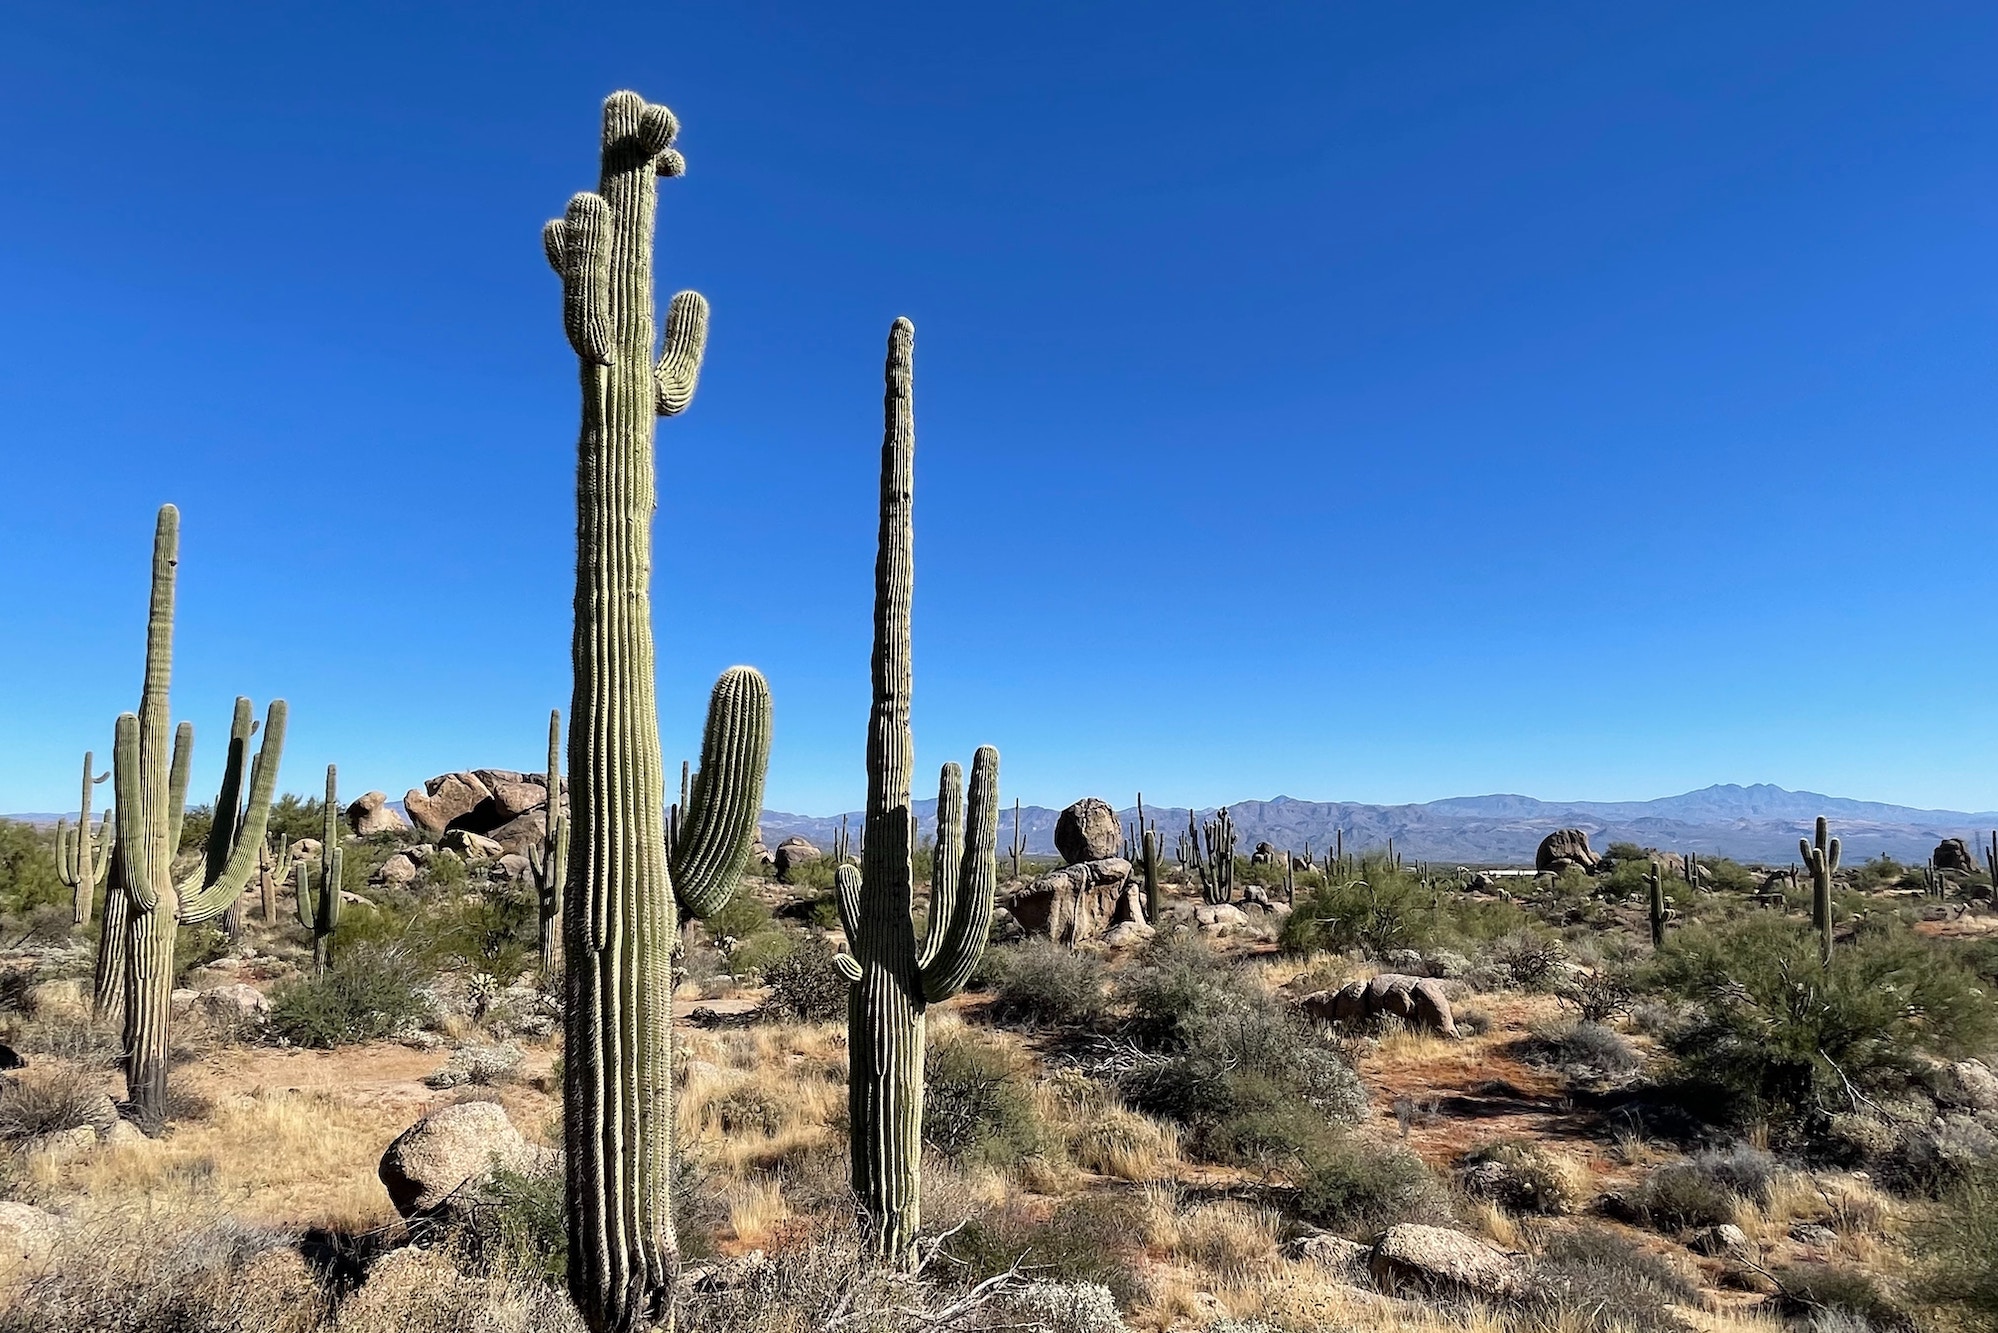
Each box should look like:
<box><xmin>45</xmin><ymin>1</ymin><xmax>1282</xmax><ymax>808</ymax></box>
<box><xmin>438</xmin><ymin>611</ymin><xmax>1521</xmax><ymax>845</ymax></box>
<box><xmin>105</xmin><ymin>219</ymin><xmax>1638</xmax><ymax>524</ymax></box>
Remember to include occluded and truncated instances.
<box><xmin>404</xmin><ymin>773</ymin><xmax>491</xmax><ymax>836</ymax></box>
<box><xmin>1535</xmin><ymin>828</ymin><xmax>1598</xmax><ymax>875</ymax></box>
<box><xmin>1005</xmin><ymin>857</ymin><xmax>1142</xmax><ymax>944</ymax></box>
<box><xmin>378</xmin><ymin>1101</ymin><xmax>548</xmax><ymax>1222</ymax></box>
<box><xmin>1368</xmin><ymin>1224</ymin><xmax>1524</xmax><ymax>1299</ymax></box>
<box><xmin>1299</xmin><ymin>973</ymin><xmax>1458</xmax><ymax>1037</ymax></box>
<box><xmin>345</xmin><ymin>791</ymin><xmax>410</xmax><ymax>837</ymax></box>
<box><xmin>774</xmin><ymin>837</ymin><xmax>821</xmax><ymax>879</ymax></box>
<box><xmin>1054</xmin><ymin>798</ymin><xmax>1120</xmax><ymax>865</ymax></box>
<box><xmin>1936</xmin><ymin>837</ymin><xmax>1979</xmax><ymax>875</ymax></box>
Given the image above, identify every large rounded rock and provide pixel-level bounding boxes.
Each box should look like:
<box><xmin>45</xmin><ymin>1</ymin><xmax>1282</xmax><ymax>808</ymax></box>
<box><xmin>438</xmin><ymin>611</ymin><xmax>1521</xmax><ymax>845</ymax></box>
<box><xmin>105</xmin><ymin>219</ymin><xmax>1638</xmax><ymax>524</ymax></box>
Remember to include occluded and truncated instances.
<box><xmin>1299</xmin><ymin>974</ymin><xmax>1457</xmax><ymax>1037</ymax></box>
<box><xmin>1003</xmin><ymin>858</ymin><xmax>1135</xmax><ymax>943</ymax></box>
<box><xmin>1936</xmin><ymin>837</ymin><xmax>1979</xmax><ymax>875</ymax></box>
<box><xmin>404</xmin><ymin>773</ymin><xmax>491</xmax><ymax>835</ymax></box>
<box><xmin>346</xmin><ymin>791</ymin><xmax>410</xmax><ymax>837</ymax></box>
<box><xmin>378</xmin><ymin>1101</ymin><xmax>534</xmax><ymax>1220</ymax></box>
<box><xmin>0</xmin><ymin>1201</ymin><xmax>62</xmax><ymax>1266</ymax></box>
<box><xmin>774</xmin><ymin>837</ymin><xmax>821</xmax><ymax>879</ymax></box>
<box><xmin>1369</xmin><ymin>1224</ymin><xmax>1524</xmax><ymax>1299</ymax></box>
<box><xmin>198</xmin><ymin>982</ymin><xmax>271</xmax><ymax>1023</ymax></box>
<box><xmin>1054</xmin><ymin>798</ymin><xmax>1119</xmax><ymax>865</ymax></box>
<box><xmin>1535</xmin><ymin>828</ymin><xmax>1599</xmax><ymax>875</ymax></box>
<box><xmin>440</xmin><ymin>828</ymin><xmax>504</xmax><ymax>862</ymax></box>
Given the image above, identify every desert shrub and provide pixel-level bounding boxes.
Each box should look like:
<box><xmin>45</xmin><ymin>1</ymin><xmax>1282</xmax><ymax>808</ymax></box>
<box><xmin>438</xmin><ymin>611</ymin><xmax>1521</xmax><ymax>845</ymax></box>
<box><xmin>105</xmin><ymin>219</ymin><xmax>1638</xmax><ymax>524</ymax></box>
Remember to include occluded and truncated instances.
<box><xmin>0</xmin><ymin>820</ymin><xmax>64</xmax><ymax>915</ymax></box>
<box><xmin>1114</xmin><ymin>928</ymin><xmax>1263</xmax><ymax>1050</ymax></box>
<box><xmin>724</xmin><ymin>928</ymin><xmax>795</xmax><ymax>981</ymax></box>
<box><xmin>1526</xmin><ymin>1225</ymin><xmax>1699</xmax><ymax>1333</ymax></box>
<box><xmin>1522</xmin><ymin>1018</ymin><xmax>1642</xmax><ymax>1081</ymax></box>
<box><xmin>1461</xmin><ymin>1139</ymin><xmax>1590</xmax><ymax>1215</ymax></box>
<box><xmin>1915</xmin><ymin>1162</ymin><xmax>1998</xmax><ymax>1331</ymax></box>
<box><xmin>999</xmin><ymin>1280</ymin><xmax>1125</xmax><ymax>1333</ymax></box>
<box><xmin>1631</xmin><ymin>1146</ymin><xmax>1774</xmax><ymax>1230</ymax></box>
<box><xmin>985</xmin><ymin>940</ymin><xmax>1108</xmax><ymax>1028</ymax></box>
<box><xmin>424</xmin><ymin>1042</ymin><xmax>525</xmax><ymax>1089</ymax></box>
<box><xmin>1653</xmin><ymin>914</ymin><xmax>1995</xmax><ymax>1130</ymax></box>
<box><xmin>432</xmin><ymin>883</ymin><xmax>537</xmax><ymax>983</ymax></box>
<box><xmin>943</xmin><ymin>1193</ymin><xmax>1146</xmax><ymax>1307</ymax></box>
<box><xmin>0</xmin><ymin>1064</ymin><xmax>113</xmax><ymax>1143</ymax></box>
<box><xmin>264</xmin><ymin>793</ymin><xmax>326</xmax><ymax>847</ymax></box>
<box><xmin>1280</xmin><ymin>872</ymin><xmax>1431</xmax><ymax>958</ymax></box>
<box><xmin>453</xmin><ymin>1163</ymin><xmax>566</xmax><ymax>1285</ymax></box>
<box><xmin>0</xmin><ymin>1212</ymin><xmax>329</xmax><ymax>1333</ymax></box>
<box><xmin>706</xmin><ymin>893</ymin><xmax>773</xmax><ymax>942</ymax></box>
<box><xmin>267</xmin><ymin>948</ymin><xmax>430</xmax><ymax>1048</ymax></box>
<box><xmin>922</xmin><ymin>1032</ymin><xmax>1042</xmax><ymax>1166</ymax></box>
<box><xmin>173</xmin><ymin>923</ymin><xmax>232</xmax><ymax>985</ymax></box>
<box><xmin>1558</xmin><ymin>967</ymin><xmax>1636</xmax><ymax>1023</ymax></box>
<box><xmin>1292</xmin><ymin>1137</ymin><xmax>1448</xmax><ymax>1238</ymax></box>
<box><xmin>1774</xmin><ymin>1262</ymin><xmax>1910</xmax><ymax>1328</ymax></box>
<box><xmin>759</xmin><ymin>933</ymin><xmax>848</xmax><ymax>1022</ymax></box>
<box><xmin>1485</xmin><ymin>930</ymin><xmax>1564</xmax><ymax>989</ymax></box>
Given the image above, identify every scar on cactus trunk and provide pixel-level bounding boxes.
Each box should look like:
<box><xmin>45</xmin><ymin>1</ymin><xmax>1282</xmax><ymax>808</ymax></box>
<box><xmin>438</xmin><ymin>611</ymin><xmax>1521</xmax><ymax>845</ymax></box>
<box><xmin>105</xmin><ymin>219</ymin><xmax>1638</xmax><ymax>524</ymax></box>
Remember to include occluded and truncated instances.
<box><xmin>112</xmin><ymin>505</ymin><xmax>286</xmax><ymax>1131</ymax></box>
<box><xmin>545</xmin><ymin>90</ymin><xmax>772</xmax><ymax>1333</ymax></box>
<box><xmin>833</xmin><ymin>318</ymin><xmax>1001</xmax><ymax>1266</ymax></box>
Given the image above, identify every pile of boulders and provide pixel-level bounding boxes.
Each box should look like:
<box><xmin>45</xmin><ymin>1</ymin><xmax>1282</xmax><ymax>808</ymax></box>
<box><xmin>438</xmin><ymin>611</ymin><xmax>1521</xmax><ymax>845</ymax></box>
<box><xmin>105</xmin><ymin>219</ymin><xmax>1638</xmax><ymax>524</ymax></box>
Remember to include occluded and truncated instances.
<box><xmin>1297</xmin><ymin>973</ymin><xmax>1460</xmax><ymax>1038</ymax></box>
<box><xmin>403</xmin><ymin>769</ymin><xmax>567</xmax><ymax>855</ymax></box>
<box><xmin>1002</xmin><ymin>798</ymin><xmax>1150</xmax><ymax>947</ymax></box>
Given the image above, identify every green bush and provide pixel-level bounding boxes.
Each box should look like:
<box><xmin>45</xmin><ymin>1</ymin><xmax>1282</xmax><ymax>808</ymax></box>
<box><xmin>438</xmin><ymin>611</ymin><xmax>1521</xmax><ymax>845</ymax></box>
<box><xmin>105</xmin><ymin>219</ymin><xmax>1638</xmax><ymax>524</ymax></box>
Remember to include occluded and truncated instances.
<box><xmin>1631</xmin><ymin>1146</ymin><xmax>1773</xmax><ymax>1230</ymax></box>
<box><xmin>454</xmin><ymin>1164</ymin><xmax>566</xmax><ymax>1284</ymax></box>
<box><xmin>1774</xmin><ymin>1262</ymin><xmax>1909</xmax><ymax>1328</ymax></box>
<box><xmin>1115</xmin><ymin>929</ymin><xmax>1262</xmax><ymax>1050</ymax></box>
<box><xmin>985</xmin><ymin>940</ymin><xmax>1108</xmax><ymax>1028</ymax></box>
<box><xmin>0</xmin><ymin>820</ymin><xmax>64</xmax><ymax>916</ymax></box>
<box><xmin>1292</xmin><ymin>1137</ymin><xmax>1447</xmax><ymax>1238</ymax></box>
<box><xmin>942</xmin><ymin>1194</ymin><xmax>1145</xmax><ymax>1308</ymax></box>
<box><xmin>922</xmin><ymin>1032</ymin><xmax>1042</xmax><ymax>1166</ymax></box>
<box><xmin>268</xmin><ymin>949</ymin><xmax>431</xmax><ymax>1048</ymax></box>
<box><xmin>1652</xmin><ymin>914</ymin><xmax>1996</xmax><ymax>1130</ymax></box>
<box><xmin>760</xmin><ymin>934</ymin><xmax>848</xmax><ymax>1022</ymax></box>
<box><xmin>1915</xmin><ymin>1162</ymin><xmax>1998</xmax><ymax>1331</ymax></box>
<box><xmin>1280</xmin><ymin>871</ymin><xmax>1431</xmax><ymax>958</ymax></box>
<box><xmin>1522</xmin><ymin>1018</ymin><xmax>1642</xmax><ymax>1082</ymax></box>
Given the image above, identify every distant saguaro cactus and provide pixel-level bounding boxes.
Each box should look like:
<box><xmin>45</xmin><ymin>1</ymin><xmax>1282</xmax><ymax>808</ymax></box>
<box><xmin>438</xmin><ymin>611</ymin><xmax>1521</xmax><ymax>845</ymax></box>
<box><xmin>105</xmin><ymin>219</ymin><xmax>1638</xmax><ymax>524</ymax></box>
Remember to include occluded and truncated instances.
<box><xmin>296</xmin><ymin>766</ymin><xmax>342</xmax><ymax>973</ymax></box>
<box><xmin>1647</xmin><ymin>862</ymin><xmax>1668</xmax><ymax>948</ymax></box>
<box><xmin>527</xmin><ymin>709</ymin><xmax>569</xmax><ymax>975</ymax></box>
<box><xmin>256</xmin><ymin>832</ymin><xmax>293</xmax><ymax>926</ymax></box>
<box><xmin>1189</xmin><ymin>806</ymin><xmax>1237</xmax><ymax>905</ymax></box>
<box><xmin>833</xmin><ymin>318</ymin><xmax>1000</xmax><ymax>1265</ymax></box>
<box><xmin>112</xmin><ymin>505</ymin><xmax>285</xmax><ymax>1130</ymax></box>
<box><xmin>545</xmin><ymin>90</ymin><xmax>772</xmax><ymax>1333</ymax></box>
<box><xmin>55</xmin><ymin>752</ymin><xmax>112</xmax><ymax>924</ymax></box>
<box><xmin>1801</xmin><ymin>815</ymin><xmax>1841</xmax><ymax>967</ymax></box>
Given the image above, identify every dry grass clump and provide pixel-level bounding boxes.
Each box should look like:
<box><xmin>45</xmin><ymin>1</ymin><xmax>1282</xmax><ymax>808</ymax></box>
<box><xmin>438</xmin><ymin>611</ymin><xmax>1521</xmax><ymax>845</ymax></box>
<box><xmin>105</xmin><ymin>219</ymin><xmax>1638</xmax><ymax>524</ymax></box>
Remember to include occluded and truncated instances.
<box><xmin>0</xmin><ymin>1063</ymin><xmax>113</xmax><ymax>1144</ymax></box>
<box><xmin>336</xmin><ymin>1242</ymin><xmax>584</xmax><ymax>1333</ymax></box>
<box><xmin>0</xmin><ymin>1209</ymin><xmax>329</xmax><ymax>1333</ymax></box>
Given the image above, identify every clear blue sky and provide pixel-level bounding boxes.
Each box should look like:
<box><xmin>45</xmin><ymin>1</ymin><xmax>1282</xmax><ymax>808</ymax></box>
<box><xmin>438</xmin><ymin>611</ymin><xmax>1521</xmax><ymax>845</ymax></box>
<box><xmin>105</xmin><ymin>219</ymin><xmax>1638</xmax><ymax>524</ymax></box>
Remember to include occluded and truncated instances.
<box><xmin>2</xmin><ymin>2</ymin><xmax>1994</xmax><ymax>817</ymax></box>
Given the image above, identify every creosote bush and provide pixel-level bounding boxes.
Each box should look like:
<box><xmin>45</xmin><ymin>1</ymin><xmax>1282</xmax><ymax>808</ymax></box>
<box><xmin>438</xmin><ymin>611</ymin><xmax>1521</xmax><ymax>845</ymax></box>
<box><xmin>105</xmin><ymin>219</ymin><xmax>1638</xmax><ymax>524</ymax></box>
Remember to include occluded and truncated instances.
<box><xmin>922</xmin><ymin>1029</ymin><xmax>1042</xmax><ymax>1166</ymax></box>
<box><xmin>267</xmin><ymin>947</ymin><xmax>430</xmax><ymax>1048</ymax></box>
<box><xmin>984</xmin><ymin>938</ymin><xmax>1108</xmax><ymax>1028</ymax></box>
<box><xmin>1292</xmin><ymin>1136</ymin><xmax>1448</xmax><ymax>1238</ymax></box>
<box><xmin>759</xmin><ymin>932</ymin><xmax>848</xmax><ymax>1022</ymax></box>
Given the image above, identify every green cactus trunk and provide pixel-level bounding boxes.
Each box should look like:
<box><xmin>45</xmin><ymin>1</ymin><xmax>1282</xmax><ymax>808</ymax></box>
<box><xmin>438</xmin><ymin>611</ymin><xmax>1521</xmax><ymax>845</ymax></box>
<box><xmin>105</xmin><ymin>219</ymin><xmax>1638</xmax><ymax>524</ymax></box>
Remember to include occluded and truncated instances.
<box><xmin>56</xmin><ymin>752</ymin><xmax>111</xmax><ymax>926</ymax></box>
<box><xmin>1648</xmin><ymin>864</ymin><xmax>1666</xmax><ymax>948</ymax></box>
<box><xmin>532</xmin><ymin>709</ymin><xmax>569</xmax><ymax>976</ymax></box>
<box><xmin>1802</xmin><ymin>815</ymin><xmax>1841</xmax><ymax>968</ymax></box>
<box><xmin>297</xmin><ymin>766</ymin><xmax>343</xmax><ymax>974</ymax></box>
<box><xmin>546</xmin><ymin>90</ymin><xmax>771</xmax><ymax>1333</ymax></box>
<box><xmin>834</xmin><ymin>319</ymin><xmax>1000</xmax><ymax>1266</ymax></box>
<box><xmin>112</xmin><ymin>506</ymin><xmax>285</xmax><ymax>1130</ymax></box>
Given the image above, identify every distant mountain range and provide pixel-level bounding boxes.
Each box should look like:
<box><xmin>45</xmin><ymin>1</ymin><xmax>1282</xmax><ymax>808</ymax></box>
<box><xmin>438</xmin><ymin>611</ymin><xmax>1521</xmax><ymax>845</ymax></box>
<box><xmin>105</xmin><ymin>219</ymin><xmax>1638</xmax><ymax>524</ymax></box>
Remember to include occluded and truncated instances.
<box><xmin>16</xmin><ymin>783</ymin><xmax>1995</xmax><ymax>866</ymax></box>
<box><xmin>755</xmin><ymin>784</ymin><xmax>1998</xmax><ymax>866</ymax></box>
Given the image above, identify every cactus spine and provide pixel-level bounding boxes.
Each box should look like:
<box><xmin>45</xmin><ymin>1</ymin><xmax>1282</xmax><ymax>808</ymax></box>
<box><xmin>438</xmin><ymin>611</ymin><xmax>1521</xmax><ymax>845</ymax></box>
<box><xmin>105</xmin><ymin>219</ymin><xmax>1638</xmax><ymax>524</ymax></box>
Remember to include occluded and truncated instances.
<box><xmin>1801</xmin><ymin>815</ymin><xmax>1841</xmax><ymax>967</ymax></box>
<box><xmin>528</xmin><ymin>709</ymin><xmax>569</xmax><ymax>976</ymax></box>
<box><xmin>55</xmin><ymin>751</ymin><xmax>112</xmax><ymax>924</ymax></box>
<box><xmin>545</xmin><ymin>90</ymin><xmax>772</xmax><ymax>1333</ymax></box>
<box><xmin>112</xmin><ymin>505</ymin><xmax>286</xmax><ymax>1130</ymax></box>
<box><xmin>833</xmin><ymin>318</ymin><xmax>1000</xmax><ymax>1266</ymax></box>
<box><xmin>296</xmin><ymin>766</ymin><xmax>342</xmax><ymax>973</ymax></box>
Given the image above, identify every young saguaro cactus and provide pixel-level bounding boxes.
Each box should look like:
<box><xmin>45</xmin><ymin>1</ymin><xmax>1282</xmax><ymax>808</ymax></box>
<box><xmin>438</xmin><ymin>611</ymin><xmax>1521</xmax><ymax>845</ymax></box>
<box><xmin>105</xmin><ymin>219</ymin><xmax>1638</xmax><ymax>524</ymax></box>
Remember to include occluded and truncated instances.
<box><xmin>112</xmin><ymin>505</ymin><xmax>286</xmax><ymax>1130</ymax></box>
<box><xmin>1801</xmin><ymin>815</ymin><xmax>1841</xmax><ymax>967</ymax></box>
<box><xmin>257</xmin><ymin>832</ymin><xmax>294</xmax><ymax>925</ymax></box>
<box><xmin>55</xmin><ymin>752</ymin><xmax>112</xmax><ymax>925</ymax></box>
<box><xmin>296</xmin><ymin>765</ymin><xmax>342</xmax><ymax>974</ymax></box>
<box><xmin>527</xmin><ymin>709</ymin><xmax>569</xmax><ymax>976</ymax></box>
<box><xmin>1647</xmin><ymin>862</ymin><xmax>1668</xmax><ymax>948</ymax></box>
<box><xmin>545</xmin><ymin>90</ymin><xmax>773</xmax><ymax>1333</ymax></box>
<box><xmin>833</xmin><ymin>318</ymin><xmax>1001</xmax><ymax>1266</ymax></box>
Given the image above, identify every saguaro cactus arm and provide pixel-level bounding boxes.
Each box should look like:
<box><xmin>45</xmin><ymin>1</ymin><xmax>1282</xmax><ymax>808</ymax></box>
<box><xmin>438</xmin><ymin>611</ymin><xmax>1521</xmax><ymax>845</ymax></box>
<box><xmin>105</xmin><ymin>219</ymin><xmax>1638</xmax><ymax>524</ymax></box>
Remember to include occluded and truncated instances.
<box><xmin>177</xmin><ymin>700</ymin><xmax>287</xmax><ymax>924</ymax></box>
<box><xmin>668</xmin><ymin>666</ymin><xmax>772</xmax><ymax>920</ymax></box>
<box><xmin>545</xmin><ymin>193</ymin><xmax>613</xmax><ymax>365</ymax></box>
<box><xmin>919</xmin><ymin>747</ymin><xmax>999</xmax><ymax>1002</ymax></box>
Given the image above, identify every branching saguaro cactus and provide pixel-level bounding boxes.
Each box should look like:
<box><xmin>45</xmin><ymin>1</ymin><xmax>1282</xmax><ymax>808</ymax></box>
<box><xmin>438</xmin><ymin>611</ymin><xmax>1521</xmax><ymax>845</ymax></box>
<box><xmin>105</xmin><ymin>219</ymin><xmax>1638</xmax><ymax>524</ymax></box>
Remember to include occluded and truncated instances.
<box><xmin>1188</xmin><ymin>806</ymin><xmax>1237</xmax><ymax>905</ymax></box>
<box><xmin>527</xmin><ymin>709</ymin><xmax>569</xmax><ymax>976</ymax></box>
<box><xmin>832</xmin><ymin>318</ymin><xmax>1000</xmax><ymax>1266</ymax></box>
<box><xmin>55</xmin><ymin>752</ymin><xmax>111</xmax><ymax>924</ymax></box>
<box><xmin>546</xmin><ymin>90</ymin><xmax>773</xmax><ymax>1333</ymax></box>
<box><xmin>1801</xmin><ymin>815</ymin><xmax>1841</xmax><ymax>967</ymax></box>
<box><xmin>296</xmin><ymin>766</ymin><xmax>342</xmax><ymax>974</ymax></box>
<box><xmin>112</xmin><ymin>505</ymin><xmax>285</xmax><ymax>1130</ymax></box>
<box><xmin>257</xmin><ymin>833</ymin><xmax>294</xmax><ymax>925</ymax></box>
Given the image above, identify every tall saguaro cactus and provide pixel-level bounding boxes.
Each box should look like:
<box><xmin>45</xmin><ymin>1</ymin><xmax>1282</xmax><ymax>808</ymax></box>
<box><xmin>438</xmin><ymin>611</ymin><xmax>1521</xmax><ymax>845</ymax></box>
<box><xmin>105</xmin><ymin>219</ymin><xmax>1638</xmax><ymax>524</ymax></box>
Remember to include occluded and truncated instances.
<box><xmin>546</xmin><ymin>90</ymin><xmax>772</xmax><ymax>1333</ymax></box>
<box><xmin>1647</xmin><ymin>862</ymin><xmax>1668</xmax><ymax>948</ymax></box>
<box><xmin>112</xmin><ymin>505</ymin><xmax>285</xmax><ymax>1129</ymax></box>
<box><xmin>1801</xmin><ymin>815</ymin><xmax>1841</xmax><ymax>967</ymax></box>
<box><xmin>832</xmin><ymin>318</ymin><xmax>1001</xmax><ymax>1265</ymax></box>
<box><xmin>296</xmin><ymin>766</ymin><xmax>343</xmax><ymax>973</ymax></box>
<box><xmin>55</xmin><ymin>752</ymin><xmax>112</xmax><ymax>924</ymax></box>
<box><xmin>528</xmin><ymin>709</ymin><xmax>569</xmax><ymax>975</ymax></box>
